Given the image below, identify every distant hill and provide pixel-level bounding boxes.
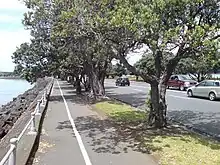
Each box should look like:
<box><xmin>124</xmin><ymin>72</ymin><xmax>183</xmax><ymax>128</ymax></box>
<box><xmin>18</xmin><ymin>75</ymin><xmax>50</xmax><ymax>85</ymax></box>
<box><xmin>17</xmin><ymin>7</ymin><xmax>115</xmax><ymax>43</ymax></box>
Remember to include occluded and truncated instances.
<box><xmin>0</xmin><ymin>71</ymin><xmax>21</xmax><ymax>79</ymax></box>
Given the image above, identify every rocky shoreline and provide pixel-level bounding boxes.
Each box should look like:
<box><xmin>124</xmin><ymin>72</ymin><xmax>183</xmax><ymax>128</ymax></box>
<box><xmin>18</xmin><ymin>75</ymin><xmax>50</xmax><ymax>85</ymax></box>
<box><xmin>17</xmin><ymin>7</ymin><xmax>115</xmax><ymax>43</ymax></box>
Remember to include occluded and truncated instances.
<box><xmin>0</xmin><ymin>78</ymin><xmax>51</xmax><ymax>139</ymax></box>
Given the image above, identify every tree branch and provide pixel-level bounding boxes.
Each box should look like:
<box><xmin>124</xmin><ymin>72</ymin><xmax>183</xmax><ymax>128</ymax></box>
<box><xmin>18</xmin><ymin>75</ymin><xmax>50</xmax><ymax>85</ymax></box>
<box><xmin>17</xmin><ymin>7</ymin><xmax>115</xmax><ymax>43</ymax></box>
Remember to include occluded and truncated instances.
<box><xmin>161</xmin><ymin>43</ymin><xmax>190</xmax><ymax>84</ymax></box>
<box><xmin>118</xmin><ymin>54</ymin><xmax>154</xmax><ymax>83</ymax></box>
<box><xmin>211</xmin><ymin>34</ymin><xmax>220</xmax><ymax>41</ymax></box>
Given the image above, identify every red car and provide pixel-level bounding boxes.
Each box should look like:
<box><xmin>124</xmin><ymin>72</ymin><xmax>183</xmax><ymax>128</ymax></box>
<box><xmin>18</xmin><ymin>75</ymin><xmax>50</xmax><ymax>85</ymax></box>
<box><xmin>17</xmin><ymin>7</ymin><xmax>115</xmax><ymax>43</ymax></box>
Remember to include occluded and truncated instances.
<box><xmin>167</xmin><ymin>75</ymin><xmax>197</xmax><ymax>91</ymax></box>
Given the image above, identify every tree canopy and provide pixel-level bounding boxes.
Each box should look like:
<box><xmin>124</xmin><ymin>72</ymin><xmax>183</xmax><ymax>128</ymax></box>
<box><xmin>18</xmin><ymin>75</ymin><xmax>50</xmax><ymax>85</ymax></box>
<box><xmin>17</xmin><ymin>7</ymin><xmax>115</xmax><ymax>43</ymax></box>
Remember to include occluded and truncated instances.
<box><xmin>175</xmin><ymin>51</ymin><xmax>220</xmax><ymax>81</ymax></box>
<box><xmin>12</xmin><ymin>0</ymin><xmax>220</xmax><ymax>128</ymax></box>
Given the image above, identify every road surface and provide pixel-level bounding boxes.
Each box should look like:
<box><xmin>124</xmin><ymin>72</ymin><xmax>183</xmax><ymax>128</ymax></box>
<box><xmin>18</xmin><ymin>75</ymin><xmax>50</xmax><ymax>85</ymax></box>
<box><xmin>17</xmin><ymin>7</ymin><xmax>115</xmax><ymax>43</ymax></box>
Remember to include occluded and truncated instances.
<box><xmin>105</xmin><ymin>79</ymin><xmax>220</xmax><ymax>138</ymax></box>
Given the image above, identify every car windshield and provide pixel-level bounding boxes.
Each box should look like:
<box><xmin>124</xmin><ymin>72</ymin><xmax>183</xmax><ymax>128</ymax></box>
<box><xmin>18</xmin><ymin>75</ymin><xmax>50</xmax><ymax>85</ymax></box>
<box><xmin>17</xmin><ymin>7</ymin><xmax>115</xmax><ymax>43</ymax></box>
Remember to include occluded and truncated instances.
<box><xmin>179</xmin><ymin>75</ymin><xmax>191</xmax><ymax>80</ymax></box>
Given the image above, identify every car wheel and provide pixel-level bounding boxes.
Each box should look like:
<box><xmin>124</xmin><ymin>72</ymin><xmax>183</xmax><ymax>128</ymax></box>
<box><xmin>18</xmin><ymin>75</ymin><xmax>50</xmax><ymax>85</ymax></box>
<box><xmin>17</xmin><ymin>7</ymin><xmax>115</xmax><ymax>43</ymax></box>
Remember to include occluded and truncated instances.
<box><xmin>209</xmin><ymin>92</ymin><xmax>216</xmax><ymax>101</ymax></box>
<box><xmin>187</xmin><ymin>90</ymin><xmax>193</xmax><ymax>97</ymax></box>
<box><xmin>180</xmin><ymin>85</ymin><xmax>185</xmax><ymax>91</ymax></box>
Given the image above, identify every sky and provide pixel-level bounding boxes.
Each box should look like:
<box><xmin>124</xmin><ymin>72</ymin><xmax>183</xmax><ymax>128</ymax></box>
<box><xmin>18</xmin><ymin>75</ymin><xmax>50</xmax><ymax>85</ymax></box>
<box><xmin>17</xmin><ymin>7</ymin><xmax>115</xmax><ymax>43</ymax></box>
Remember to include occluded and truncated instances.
<box><xmin>112</xmin><ymin>46</ymin><xmax>146</xmax><ymax>65</ymax></box>
<box><xmin>0</xmin><ymin>0</ymin><xmax>30</xmax><ymax>72</ymax></box>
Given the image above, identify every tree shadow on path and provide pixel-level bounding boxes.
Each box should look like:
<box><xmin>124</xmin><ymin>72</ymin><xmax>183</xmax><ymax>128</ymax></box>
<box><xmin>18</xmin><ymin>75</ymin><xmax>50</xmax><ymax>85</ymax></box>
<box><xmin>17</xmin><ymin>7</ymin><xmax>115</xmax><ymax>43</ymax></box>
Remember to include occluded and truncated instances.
<box><xmin>56</xmin><ymin>113</ymin><xmax>203</xmax><ymax>156</ymax></box>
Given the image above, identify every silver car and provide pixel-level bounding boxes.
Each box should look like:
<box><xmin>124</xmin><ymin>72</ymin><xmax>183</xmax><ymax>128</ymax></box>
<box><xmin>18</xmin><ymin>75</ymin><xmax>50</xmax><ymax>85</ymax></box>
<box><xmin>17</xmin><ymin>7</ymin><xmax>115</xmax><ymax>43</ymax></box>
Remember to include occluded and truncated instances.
<box><xmin>187</xmin><ymin>80</ymin><xmax>220</xmax><ymax>101</ymax></box>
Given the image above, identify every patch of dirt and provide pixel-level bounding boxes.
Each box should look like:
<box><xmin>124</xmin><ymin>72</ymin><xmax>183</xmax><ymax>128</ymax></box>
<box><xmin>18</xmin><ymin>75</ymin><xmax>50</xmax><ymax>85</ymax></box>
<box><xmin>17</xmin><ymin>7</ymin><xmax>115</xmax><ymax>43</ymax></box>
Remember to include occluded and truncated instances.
<box><xmin>38</xmin><ymin>140</ymin><xmax>55</xmax><ymax>154</ymax></box>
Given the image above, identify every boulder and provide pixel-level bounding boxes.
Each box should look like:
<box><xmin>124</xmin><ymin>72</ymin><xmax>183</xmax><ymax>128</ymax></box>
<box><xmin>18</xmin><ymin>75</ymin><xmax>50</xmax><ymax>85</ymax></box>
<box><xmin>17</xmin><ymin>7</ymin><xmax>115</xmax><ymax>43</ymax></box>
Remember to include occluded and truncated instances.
<box><xmin>2</xmin><ymin>124</ymin><xmax>12</xmax><ymax>134</ymax></box>
<box><xmin>0</xmin><ymin>118</ymin><xmax>4</xmax><ymax>128</ymax></box>
<box><xmin>0</xmin><ymin>129</ymin><xmax>6</xmax><ymax>139</ymax></box>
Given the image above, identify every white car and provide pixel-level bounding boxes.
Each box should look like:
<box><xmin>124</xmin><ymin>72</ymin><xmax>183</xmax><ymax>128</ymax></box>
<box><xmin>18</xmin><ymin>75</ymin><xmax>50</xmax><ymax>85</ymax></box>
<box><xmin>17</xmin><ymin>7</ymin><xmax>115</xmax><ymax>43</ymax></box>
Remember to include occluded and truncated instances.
<box><xmin>187</xmin><ymin>80</ymin><xmax>220</xmax><ymax>101</ymax></box>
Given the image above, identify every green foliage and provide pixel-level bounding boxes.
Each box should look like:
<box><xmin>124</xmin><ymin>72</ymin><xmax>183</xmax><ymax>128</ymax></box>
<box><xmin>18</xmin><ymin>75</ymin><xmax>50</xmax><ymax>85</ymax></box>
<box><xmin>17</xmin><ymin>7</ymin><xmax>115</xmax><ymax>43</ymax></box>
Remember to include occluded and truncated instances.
<box><xmin>11</xmin><ymin>41</ymin><xmax>49</xmax><ymax>82</ymax></box>
<box><xmin>101</xmin><ymin>0</ymin><xmax>220</xmax><ymax>82</ymax></box>
<box><xmin>134</xmin><ymin>54</ymin><xmax>156</xmax><ymax>76</ymax></box>
<box><xmin>98</xmin><ymin>0</ymin><xmax>220</xmax><ymax>127</ymax></box>
<box><xmin>12</xmin><ymin>0</ymin><xmax>220</xmax><ymax>126</ymax></box>
<box><xmin>176</xmin><ymin>51</ymin><xmax>220</xmax><ymax>81</ymax></box>
<box><xmin>113</xmin><ymin>63</ymin><xmax>127</xmax><ymax>76</ymax></box>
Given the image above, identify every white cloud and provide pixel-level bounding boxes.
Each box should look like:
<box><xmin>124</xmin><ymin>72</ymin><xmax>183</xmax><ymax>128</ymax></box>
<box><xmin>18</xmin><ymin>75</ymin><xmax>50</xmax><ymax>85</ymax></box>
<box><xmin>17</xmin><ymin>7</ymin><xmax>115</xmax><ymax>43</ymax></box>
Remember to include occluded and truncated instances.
<box><xmin>112</xmin><ymin>45</ymin><xmax>147</xmax><ymax>66</ymax></box>
<box><xmin>0</xmin><ymin>0</ymin><xmax>26</xmax><ymax>10</ymax></box>
<box><xmin>127</xmin><ymin>45</ymin><xmax>148</xmax><ymax>65</ymax></box>
<box><xmin>0</xmin><ymin>0</ymin><xmax>30</xmax><ymax>72</ymax></box>
<box><xmin>0</xmin><ymin>29</ymin><xmax>30</xmax><ymax>71</ymax></box>
<box><xmin>112</xmin><ymin>53</ymin><xmax>142</xmax><ymax>66</ymax></box>
<box><xmin>126</xmin><ymin>53</ymin><xmax>142</xmax><ymax>65</ymax></box>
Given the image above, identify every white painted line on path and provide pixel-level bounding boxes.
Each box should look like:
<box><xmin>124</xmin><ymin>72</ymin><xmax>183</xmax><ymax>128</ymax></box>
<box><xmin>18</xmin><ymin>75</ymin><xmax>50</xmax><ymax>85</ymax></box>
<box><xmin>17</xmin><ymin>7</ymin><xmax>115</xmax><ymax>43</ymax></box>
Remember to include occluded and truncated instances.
<box><xmin>57</xmin><ymin>80</ymin><xmax>92</xmax><ymax>165</ymax></box>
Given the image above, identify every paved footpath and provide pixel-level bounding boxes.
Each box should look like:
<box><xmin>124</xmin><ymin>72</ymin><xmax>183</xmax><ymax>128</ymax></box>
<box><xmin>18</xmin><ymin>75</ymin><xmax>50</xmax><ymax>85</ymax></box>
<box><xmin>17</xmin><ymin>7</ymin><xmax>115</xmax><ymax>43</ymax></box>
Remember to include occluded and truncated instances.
<box><xmin>32</xmin><ymin>80</ymin><xmax>158</xmax><ymax>165</ymax></box>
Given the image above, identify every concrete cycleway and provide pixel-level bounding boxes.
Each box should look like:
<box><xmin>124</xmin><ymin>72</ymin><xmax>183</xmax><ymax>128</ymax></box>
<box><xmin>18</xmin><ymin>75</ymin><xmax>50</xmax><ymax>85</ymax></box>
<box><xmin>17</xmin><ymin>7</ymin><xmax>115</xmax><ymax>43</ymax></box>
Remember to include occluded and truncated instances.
<box><xmin>32</xmin><ymin>80</ymin><xmax>157</xmax><ymax>165</ymax></box>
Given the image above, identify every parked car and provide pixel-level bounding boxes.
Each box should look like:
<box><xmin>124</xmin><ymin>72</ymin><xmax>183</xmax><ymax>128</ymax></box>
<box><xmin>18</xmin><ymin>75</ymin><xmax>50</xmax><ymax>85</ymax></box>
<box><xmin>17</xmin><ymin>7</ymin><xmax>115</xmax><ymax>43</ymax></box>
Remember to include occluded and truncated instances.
<box><xmin>115</xmin><ymin>77</ymin><xmax>130</xmax><ymax>86</ymax></box>
<box><xmin>167</xmin><ymin>75</ymin><xmax>197</xmax><ymax>91</ymax></box>
<box><xmin>187</xmin><ymin>80</ymin><xmax>220</xmax><ymax>101</ymax></box>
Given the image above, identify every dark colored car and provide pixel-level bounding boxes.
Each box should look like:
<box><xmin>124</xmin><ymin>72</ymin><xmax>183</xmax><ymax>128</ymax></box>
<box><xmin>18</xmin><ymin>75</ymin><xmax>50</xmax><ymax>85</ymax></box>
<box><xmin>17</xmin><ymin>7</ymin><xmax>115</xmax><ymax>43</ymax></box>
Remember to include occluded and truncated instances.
<box><xmin>167</xmin><ymin>75</ymin><xmax>197</xmax><ymax>91</ymax></box>
<box><xmin>115</xmin><ymin>77</ymin><xmax>130</xmax><ymax>86</ymax></box>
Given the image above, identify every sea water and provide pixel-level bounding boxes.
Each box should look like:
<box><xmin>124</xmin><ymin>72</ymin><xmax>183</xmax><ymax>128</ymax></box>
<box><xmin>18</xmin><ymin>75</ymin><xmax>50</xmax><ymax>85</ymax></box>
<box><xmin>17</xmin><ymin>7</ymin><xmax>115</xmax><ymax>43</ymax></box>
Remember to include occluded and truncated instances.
<box><xmin>0</xmin><ymin>79</ymin><xmax>33</xmax><ymax>106</ymax></box>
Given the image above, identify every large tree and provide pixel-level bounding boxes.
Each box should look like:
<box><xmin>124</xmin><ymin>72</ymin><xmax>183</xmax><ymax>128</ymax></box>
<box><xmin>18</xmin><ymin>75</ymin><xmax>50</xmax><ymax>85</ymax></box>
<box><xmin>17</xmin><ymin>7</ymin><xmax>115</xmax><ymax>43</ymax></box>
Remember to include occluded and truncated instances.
<box><xmin>13</xmin><ymin>0</ymin><xmax>114</xmax><ymax>98</ymax></box>
<box><xmin>12</xmin><ymin>41</ymin><xmax>50</xmax><ymax>83</ymax></box>
<box><xmin>13</xmin><ymin>0</ymin><xmax>220</xmax><ymax>128</ymax></box>
<box><xmin>113</xmin><ymin>63</ymin><xmax>127</xmax><ymax>77</ymax></box>
<box><xmin>48</xmin><ymin>0</ymin><xmax>115</xmax><ymax>97</ymax></box>
<box><xmin>94</xmin><ymin>0</ymin><xmax>220</xmax><ymax>127</ymax></box>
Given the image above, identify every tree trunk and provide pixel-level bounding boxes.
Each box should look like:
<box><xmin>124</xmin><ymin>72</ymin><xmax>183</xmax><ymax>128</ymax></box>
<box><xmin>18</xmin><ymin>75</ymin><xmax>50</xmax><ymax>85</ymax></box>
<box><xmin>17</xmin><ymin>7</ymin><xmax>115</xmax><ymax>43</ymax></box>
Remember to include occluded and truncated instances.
<box><xmin>99</xmin><ymin>71</ymin><xmax>106</xmax><ymax>89</ymax></box>
<box><xmin>148</xmin><ymin>82</ymin><xmax>167</xmax><ymax>128</ymax></box>
<box><xmin>71</xmin><ymin>75</ymin><xmax>75</xmax><ymax>86</ymax></box>
<box><xmin>75</xmin><ymin>76</ymin><xmax>81</xmax><ymax>94</ymax></box>
<box><xmin>84</xmin><ymin>62</ymin><xmax>106</xmax><ymax>98</ymax></box>
<box><xmin>89</xmin><ymin>70</ymin><xmax>105</xmax><ymax>98</ymax></box>
<box><xmin>82</xmin><ymin>75</ymin><xmax>90</xmax><ymax>92</ymax></box>
<box><xmin>197</xmin><ymin>73</ymin><xmax>201</xmax><ymax>82</ymax></box>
